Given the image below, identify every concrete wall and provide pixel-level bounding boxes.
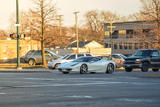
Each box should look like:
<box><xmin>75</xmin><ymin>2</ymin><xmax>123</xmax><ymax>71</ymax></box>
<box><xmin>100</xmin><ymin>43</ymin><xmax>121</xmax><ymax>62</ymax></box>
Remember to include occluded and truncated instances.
<box><xmin>0</xmin><ymin>40</ymin><xmax>41</xmax><ymax>61</ymax></box>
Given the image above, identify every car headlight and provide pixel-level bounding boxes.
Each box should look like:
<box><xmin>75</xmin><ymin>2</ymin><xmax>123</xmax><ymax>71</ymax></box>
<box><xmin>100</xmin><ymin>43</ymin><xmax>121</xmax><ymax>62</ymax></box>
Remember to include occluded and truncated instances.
<box><xmin>136</xmin><ymin>59</ymin><xmax>140</xmax><ymax>61</ymax></box>
<box><xmin>136</xmin><ymin>59</ymin><xmax>141</xmax><ymax>63</ymax></box>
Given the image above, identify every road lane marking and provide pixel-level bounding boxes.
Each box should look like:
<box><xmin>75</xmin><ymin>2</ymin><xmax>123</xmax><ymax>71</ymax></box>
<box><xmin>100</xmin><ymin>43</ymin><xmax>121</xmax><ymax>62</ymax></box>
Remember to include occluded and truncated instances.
<box><xmin>65</xmin><ymin>95</ymin><xmax>93</xmax><ymax>99</ymax></box>
<box><xmin>0</xmin><ymin>93</ymin><xmax>6</xmax><ymax>95</ymax></box>
<box><xmin>116</xmin><ymin>98</ymin><xmax>154</xmax><ymax>103</ymax></box>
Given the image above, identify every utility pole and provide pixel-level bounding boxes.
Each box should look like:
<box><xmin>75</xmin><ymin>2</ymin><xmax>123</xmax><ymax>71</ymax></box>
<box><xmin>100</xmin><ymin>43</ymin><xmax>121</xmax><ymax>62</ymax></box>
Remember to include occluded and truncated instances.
<box><xmin>41</xmin><ymin>0</ymin><xmax>47</xmax><ymax>68</ymax></box>
<box><xmin>57</xmin><ymin>15</ymin><xmax>63</xmax><ymax>37</ymax></box>
<box><xmin>16</xmin><ymin>0</ymin><xmax>21</xmax><ymax>69</ymax></box>
<box><xmin>57</xmin><ymin>15</ymin><xmax>63</xmax><ymax>47</ymax></box>
<box><xmin>74</xmin><ymin>12</ymin><xmax>79</xmax><ymax>53</ymax></box>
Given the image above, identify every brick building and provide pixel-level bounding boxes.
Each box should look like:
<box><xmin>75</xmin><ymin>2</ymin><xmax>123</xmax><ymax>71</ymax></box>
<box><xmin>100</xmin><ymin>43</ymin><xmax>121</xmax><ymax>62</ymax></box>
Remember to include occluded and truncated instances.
<box><xmin>0</xmin><ymin>40</ymin><xmax>41</xmax><ymax>62</ymax></box>
<box><xmin>103</xmin><ymin>21</ymin><xmax>157</xmax><ymax>55</ymax></box>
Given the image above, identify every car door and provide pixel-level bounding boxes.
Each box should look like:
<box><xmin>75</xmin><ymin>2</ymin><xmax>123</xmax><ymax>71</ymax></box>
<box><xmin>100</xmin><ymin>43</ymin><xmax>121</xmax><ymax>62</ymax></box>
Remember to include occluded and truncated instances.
<box><xmin>87</xmin><ymin>57</ymin><xmax>105</xmax><ymax>72</ymax></box>
<box><xmin>150</xmin><ymin>51</ymin><xmax>160</xmax><ymax>68</ymax></box>
<box><xmin>33</xmin><ymin>50</ymin><xmax>42</xmax><ymax>63</ymax></box>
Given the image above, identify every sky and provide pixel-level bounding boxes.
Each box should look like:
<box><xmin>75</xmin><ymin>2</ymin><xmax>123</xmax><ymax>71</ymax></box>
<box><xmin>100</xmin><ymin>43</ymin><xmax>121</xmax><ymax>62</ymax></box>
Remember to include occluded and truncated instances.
<box><xmin>0</xmin><ymin>0</ymin><xmax>142</xmax><ymax>30</ymax></box>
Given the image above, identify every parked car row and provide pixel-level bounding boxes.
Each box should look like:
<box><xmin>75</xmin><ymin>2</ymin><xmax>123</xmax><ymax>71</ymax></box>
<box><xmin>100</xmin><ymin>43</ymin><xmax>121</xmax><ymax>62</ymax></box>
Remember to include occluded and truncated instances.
<box><xmin>23</xmin><ymin>50</ymin><xmax>119</xmax><ymax>74</ymax></box>
<box><xmin>24</xmin><ymin>49</ymin><xmax>160</xmax><ymax>74</ymax></box>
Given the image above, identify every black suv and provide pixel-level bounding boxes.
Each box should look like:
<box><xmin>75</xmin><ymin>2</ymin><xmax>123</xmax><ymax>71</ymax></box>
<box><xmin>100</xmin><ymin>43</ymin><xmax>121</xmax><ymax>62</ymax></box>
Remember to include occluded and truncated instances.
<box><xmin>123</xmin><ymin>49</ymin><xmax>160</xmax><ymax>72</ymax></box>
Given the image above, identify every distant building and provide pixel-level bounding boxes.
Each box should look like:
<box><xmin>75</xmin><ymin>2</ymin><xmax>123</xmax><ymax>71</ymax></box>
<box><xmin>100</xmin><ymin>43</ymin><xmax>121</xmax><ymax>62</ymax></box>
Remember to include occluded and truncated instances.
<box><xmin>0</xmin><ymin>40</ymin><xmax>41</xmax><ymax>62</ymax></box>
<box><xmin>103</xmin><ymin>21</ymin><xmax>157</xmax><ymax>55</ymax></box>
<box><xmin>68</xmin><ymin>41</ymin><xmax>111</xmax><ymax>56</ymax></box>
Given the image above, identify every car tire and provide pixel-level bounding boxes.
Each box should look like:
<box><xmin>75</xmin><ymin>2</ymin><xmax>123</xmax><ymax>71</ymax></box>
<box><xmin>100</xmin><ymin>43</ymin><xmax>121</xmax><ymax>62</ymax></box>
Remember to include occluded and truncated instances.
<box><xmin>28</xmin><ymin>59</ymin><xmax>36</xmax><ymax>66</ymax></box>
<box><xmin>125</xmin><ymin>67</ymin><xmax>132</xmax><ymax>72</ymax></box>
<box><xmin>106</xmin><ymin>63</ymin><xmax>114</xmax><ymax>74</ymax></box>
<box><xmin>80</xmin><ymin>64</ymin><xmax>88</xmax><ymax>74</ymax></box>
<box><xmin>63</xmin><ymin>72</ymin><xmax>69</xmax><ymax>74</ymax></box>
<box><xmin>152</xmin><ymin>69</ymin><xmax>159</xmax><ymax>72</ymax></box>
<box><xmin>141</xmin><ymin>62</ymin><xmax>149</xmax><ymax>72</ymax></box>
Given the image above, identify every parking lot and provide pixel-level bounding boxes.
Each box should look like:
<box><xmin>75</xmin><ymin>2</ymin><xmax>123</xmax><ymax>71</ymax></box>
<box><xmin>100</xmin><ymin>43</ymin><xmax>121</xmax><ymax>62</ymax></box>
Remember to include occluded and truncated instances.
<box><xmin>0</xmin><ymin>70</ymin><xmax>160</xmax><ymax>107</ymax></box>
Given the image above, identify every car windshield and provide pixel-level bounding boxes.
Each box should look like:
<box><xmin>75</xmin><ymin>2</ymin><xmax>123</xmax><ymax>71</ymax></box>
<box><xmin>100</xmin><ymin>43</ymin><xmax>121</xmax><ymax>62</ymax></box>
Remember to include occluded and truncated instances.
<box><xmin>119</xmin><ymin>54</ymin><xmax>127</xmax><ymax>59</ymax></box>
<box><xmin>62</xmin><ymin>55</ymin><xmax>70</xmax><ymax>59</ymax></box>
<box><xmin>134</xmin><ymin>50</ymin><xmax>151</xmax><ymax>56</ymax></box>
<box><xmin>73</xmin><ymin>57</ymin><xmax>94</xmax><ymax>62</ymax></box>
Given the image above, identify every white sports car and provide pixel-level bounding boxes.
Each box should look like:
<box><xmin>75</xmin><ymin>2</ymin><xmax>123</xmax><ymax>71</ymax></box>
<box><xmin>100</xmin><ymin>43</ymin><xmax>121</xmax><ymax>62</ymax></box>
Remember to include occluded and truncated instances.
<box><xmin>58</xmin><ymin>56</ymin><xmax>116</xmax><ymax>74</ymax></box>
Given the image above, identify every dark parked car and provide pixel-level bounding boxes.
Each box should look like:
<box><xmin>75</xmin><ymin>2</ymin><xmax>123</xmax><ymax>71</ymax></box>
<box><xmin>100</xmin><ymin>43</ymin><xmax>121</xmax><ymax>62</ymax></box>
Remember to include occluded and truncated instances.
<box><xmin>123</xmin><ymin>49</ymin><xmax>160</xmax><ymax>72</ymax></box>
<box><xmin>24</xmin><ymin>50</ymin><xmax>59</xmax><ymax>65</ymax></box>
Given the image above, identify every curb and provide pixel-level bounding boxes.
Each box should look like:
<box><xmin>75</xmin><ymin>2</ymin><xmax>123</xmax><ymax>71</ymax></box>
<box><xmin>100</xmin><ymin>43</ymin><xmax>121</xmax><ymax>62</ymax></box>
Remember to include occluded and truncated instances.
<box><xmin>142</xmin><ymin>74</ymin><xmax>160</xmax><ymax>78</ymax></box>
<box><xmin>0</xmin><ymin>68</ymin><xmax>54</xmax><ymax>73</ymax></box>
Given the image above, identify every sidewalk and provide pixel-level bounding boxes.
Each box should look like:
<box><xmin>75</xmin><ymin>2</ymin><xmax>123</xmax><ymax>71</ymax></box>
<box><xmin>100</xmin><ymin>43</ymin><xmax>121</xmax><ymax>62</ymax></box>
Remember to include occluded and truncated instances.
<box><xmin>0</xmin><ymin>63</ymin><xmax>53</xmax><ymax>72</ymax></box>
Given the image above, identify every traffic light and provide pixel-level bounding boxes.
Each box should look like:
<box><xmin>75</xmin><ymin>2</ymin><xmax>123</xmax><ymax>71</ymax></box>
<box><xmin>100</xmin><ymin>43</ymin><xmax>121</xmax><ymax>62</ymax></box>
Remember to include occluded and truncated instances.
<box><xmin>10</xmin><ymin>33</ymin><xmax>16</xmax><ymax>39</ymax></box>
<box><xmin>10</xmin><ymin>33</ymin><xmax>26</xmax><ymax>39</ymax></box>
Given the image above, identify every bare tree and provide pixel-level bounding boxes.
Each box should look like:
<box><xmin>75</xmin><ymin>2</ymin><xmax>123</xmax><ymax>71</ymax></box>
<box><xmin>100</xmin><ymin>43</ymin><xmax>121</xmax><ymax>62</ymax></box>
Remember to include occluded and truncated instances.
<box><xmin>140</xmin><ymin>0</ymin><xmax>160</xmax><ymax>48</ymax></box>
<box><xmin>31</xmin><ymin>0</ymin><xmax>56</xmax><ymax>67</ymax></box>
<box><xmin>0</xmin><ymin>30</ymin><xmax>7</xmax><ymax>39</ymax></box>
<box><xmin>84</xmin><ymin>10</ymin><xmax>121</xmax><ymax>43</ymax></box>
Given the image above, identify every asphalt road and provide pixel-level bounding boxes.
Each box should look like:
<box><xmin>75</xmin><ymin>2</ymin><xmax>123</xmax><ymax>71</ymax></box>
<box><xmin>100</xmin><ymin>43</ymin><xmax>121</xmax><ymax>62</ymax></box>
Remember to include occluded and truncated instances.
<box><xmin>0</xmin><ymin>70</ymin><xmax>160</xmax><ymax>107</ymax></box>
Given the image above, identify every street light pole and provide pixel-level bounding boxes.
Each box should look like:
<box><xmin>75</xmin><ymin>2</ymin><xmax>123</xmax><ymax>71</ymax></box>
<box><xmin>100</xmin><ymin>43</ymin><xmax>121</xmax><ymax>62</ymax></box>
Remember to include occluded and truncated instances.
<box><xmin>57</xmin><ymin>15</ymin><xmax>63</xmax><ymax>37</ymax></box>
<box><xmin>57</xmin><ymin>15</ymin><xmax>63</xmax><ymax>47</ymax></box>
<box><xmin>16</xmin><ymin>0</ymin><xmax>21</xmax><ymax>69</ymax></box>
<box><xmin>107</xmin><ymin>22</ymin><xmax>116</xmax><ymax>54</ymax></box>
<box><xmin>74</xmin><ymin>12</ymin><xmax>79</xmax><ymax>53</ymax></box>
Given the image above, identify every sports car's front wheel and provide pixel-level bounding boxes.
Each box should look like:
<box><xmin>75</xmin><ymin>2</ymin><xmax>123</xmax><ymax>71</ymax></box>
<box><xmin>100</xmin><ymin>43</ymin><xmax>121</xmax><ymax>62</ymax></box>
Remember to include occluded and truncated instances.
<box><xmin>106</xmin><ymin>63</ymin><xmax>114</xmax><ymax>74</ymax></box>
<box><xmin>80</xmin><ymin>64</ymin><xmax>88</xmax><ymax>74</ymax></box>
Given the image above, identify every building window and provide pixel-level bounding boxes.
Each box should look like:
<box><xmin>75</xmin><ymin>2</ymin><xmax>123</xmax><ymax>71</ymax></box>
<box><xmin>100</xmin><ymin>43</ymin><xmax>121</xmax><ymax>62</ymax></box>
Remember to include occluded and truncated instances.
<box><xmin>109</xmin><ymin>44</ymin><xmax>112</xmax><ymax>48</ymax></box>
<box><xmin>112</xmin><ymin>30</ymin><xmax>118</xmax><ymax>38</ymax></box>
<box><xmin>119</xmin><ymin>43</ymin><xmax>123</xmax><ymax>49</ymax></box>
<box><xmin>114</xmin><ymin>44</ymin><xmax>117</xmax><ymax>49</ymax></box>
<box><xmin>119</xmin><ymin>30</ymin><xmax>126</xmax><ymax>37</ymax></box>
<box><xmin>129</xmin><ymin>43</ymin><xmax>132</xmax><ymax>49</ymax></box>
<box><xmin>145</xmin><ymin>42</ymin><xmax>149</xmax><ymax>49</ymax></box>
<box><xmin>104</xmin><ymin>43</ymin><xmax>108</xmax><ymax>48</ymax></box>
<box><xmin>126</xmin><ymin>30</ymin><xmax>134</xmax><ymax>38</ymax></box>
<box><xmin>134</xmin><ymin>43</ymin><xmax>139</xmax><ymax>49</ymax></box>
<box><xmin>139</xmin><ymin>43</ymin><xmax>143</xmax><ymax>49</ymax></box>
<box><xmin>124</xmin><ymin>43</ymin><xmax>128</xmax><ymax>49</ymax></box>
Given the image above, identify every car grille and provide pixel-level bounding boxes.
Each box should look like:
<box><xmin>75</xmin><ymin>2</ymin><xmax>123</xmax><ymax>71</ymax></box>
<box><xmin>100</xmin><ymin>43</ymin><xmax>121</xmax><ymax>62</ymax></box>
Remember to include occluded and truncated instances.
<box><xmin>124</xmin><ymin>59</ymin><xmax>136</xmax><ymax>64</ymax></box>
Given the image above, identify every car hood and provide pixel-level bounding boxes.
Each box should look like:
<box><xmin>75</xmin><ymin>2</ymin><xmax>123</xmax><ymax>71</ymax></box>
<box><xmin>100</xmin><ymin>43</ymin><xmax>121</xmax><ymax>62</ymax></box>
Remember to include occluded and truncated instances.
<box><xmin>126</xmin><ymin>56</ymin><xmax>145</xmax><ymax>60</ymax></box>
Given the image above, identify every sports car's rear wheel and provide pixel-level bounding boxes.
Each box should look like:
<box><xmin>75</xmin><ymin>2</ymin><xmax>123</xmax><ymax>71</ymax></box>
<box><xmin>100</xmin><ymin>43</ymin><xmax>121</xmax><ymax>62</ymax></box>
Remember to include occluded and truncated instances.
<box><xmin>63</xmin><ymin>72</ymin><xmax>69</xmax><ymax>74</ymax></box>
<box><xmin>80</xmin><ymin>64</ymin><xmax>88</xmax><ymax>74</ymax></box>
<box><xmin>106</xmin><ymin>63</ymin><xmax>114</xmax><ymax>74</ymax></box>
